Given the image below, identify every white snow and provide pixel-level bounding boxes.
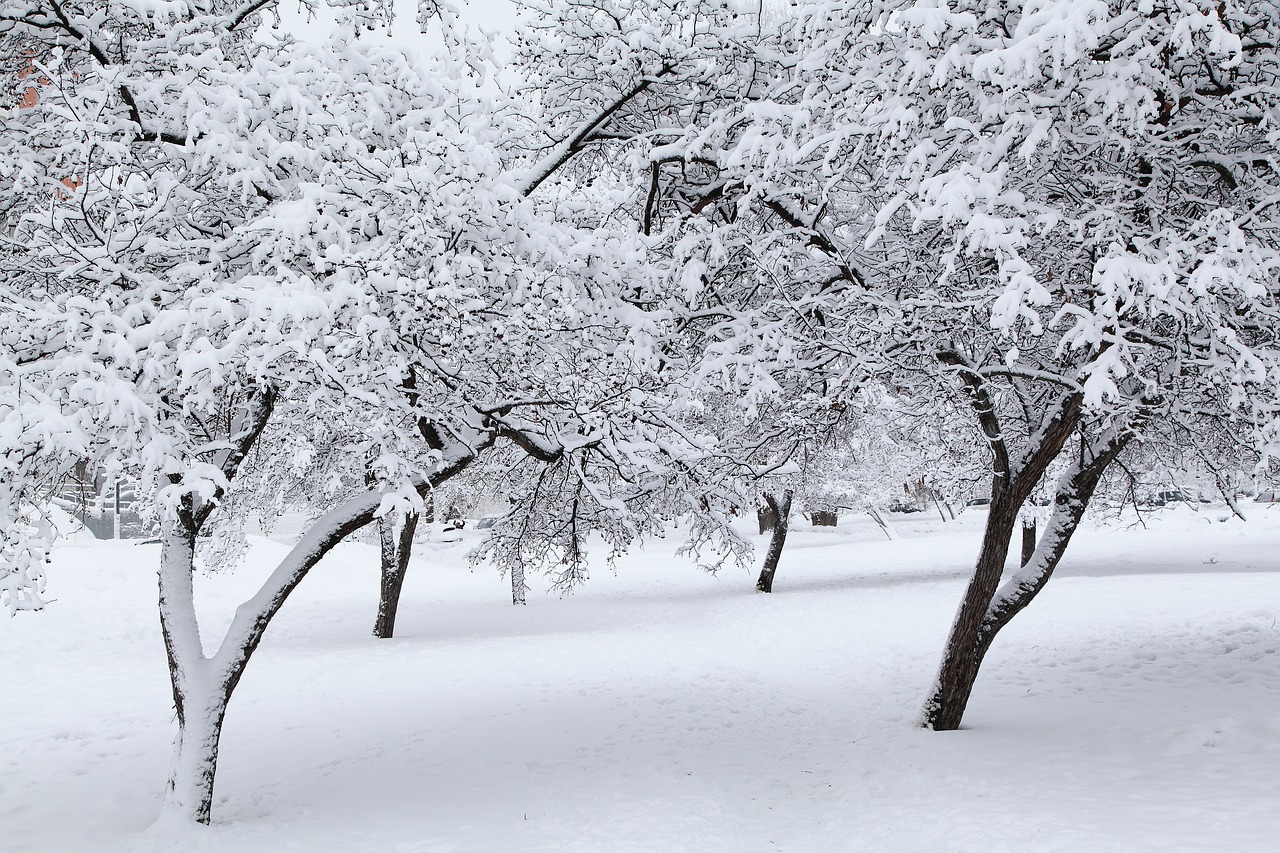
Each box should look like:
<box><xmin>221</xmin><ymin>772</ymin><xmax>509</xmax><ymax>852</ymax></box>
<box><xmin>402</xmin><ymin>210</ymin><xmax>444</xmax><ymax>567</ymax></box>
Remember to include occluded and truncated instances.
<box><xmin>4</xmin><ymin>506</ymin><xmax>1279</xmax><ymax>852</ymax></box>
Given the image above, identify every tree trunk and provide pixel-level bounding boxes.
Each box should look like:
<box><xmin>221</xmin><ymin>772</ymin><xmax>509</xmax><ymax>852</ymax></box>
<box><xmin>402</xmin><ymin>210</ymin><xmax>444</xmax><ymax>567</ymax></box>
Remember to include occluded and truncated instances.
<box><xmin>1020</xmin><ymin>517</ymin><xmax>1037</xmax><ymax>567</ymax></box>
<box><xmin>920</xmin><ymin>368</ymin><xmax>1084</xmax><ymax>732</ymax></box>
<box><xmin>922</xmin><ymin>427</ymin><xmax>1129</xmax><ymax>731</ymax></box>
<box><xmin>157</xmin><ymin>488</ymin><xmax>424</xmax><ymax>824</ymax></box>
<box><xmin>157</xmin><ymin>519</ymin><xmax>225</xmax><ymax>824</ymax></box>
<box><xmin>155</xmin><ymin>454</ymin><xmax>478</xmax><ymax>824</ymax></box>
<box><xmin>145</xmin><ymin>384</ymin><xmax>487</xmax><ymax>826</ymax></box>
<box><xmin>1223</xmin><ymin>492</ymin><xmax>1246</xmax><ymax>522</ymax></box>
<box><xmin>931</xmin><ymin>490</ymin><xmax>948</xmax><ymax>522</ymax></box>
<box><xmin>373</xmin><ymin>509</ymin><xmax>419</xmax><ymax>639</ymax></box>
<box><xmin>755</xmin><ymin>490</ymin><xmax>793</xmax><ymax>593</ymax></box>
<box><xmin>162</xmin><ymin>682</ymin><xmax>228</xmax><ymax>825</ymax></box>
<box><xmin>921</xmin><ymin>488</ymin><xmax>1023</xmax><ymax>730</ymax></box>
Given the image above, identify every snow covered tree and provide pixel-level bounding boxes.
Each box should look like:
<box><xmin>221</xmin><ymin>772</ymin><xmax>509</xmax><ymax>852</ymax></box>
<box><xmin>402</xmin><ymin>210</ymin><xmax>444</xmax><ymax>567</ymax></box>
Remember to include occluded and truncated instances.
<box><xmin>851</xmin><ymin>0</ymin><xmax>1280</xmax><ymax>731</ymax></box>
<box><xmin>0</xmin><ymin>0</ymin><xmax>759</xmax><ymax>823</ymax></box>
<box><xmin>631</xmin><ymin>0</ymin><xmax>1280</xmax><ymax>728</ymax></box>
<box><xmin>357</xmin><ymin>0</ymin><xmax>773</xmax><ymax>618</ymax></box>
<box><xmin>0</xmin><ymin>0</ymin><xmax>502</xmax><ymax>820</ymax></box>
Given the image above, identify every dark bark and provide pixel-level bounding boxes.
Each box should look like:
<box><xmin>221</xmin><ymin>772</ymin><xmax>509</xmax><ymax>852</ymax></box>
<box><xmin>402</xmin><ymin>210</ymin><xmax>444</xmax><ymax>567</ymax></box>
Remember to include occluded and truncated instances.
<box><xmin>755</xmin><ymin>491</ymin><xmax>793</xmax><ymax>593</ymax></box>
<box><xmin>373</xmin><ymin>510</ymin><xmax>419</xmax><ymax>639</ymax></box>
<box><xmin>810</xmin><ymin>509</ymin><xmax>838</xmax><ymax>527</ymax></box>
<box><xmin>518</xmin><ymin>62</ymin><xmax>677</xmax><ymax>197</ymax></box>
<box><xmin>922</xmin><ymin>361</ymin><xmax>1084</xmax><ymax>731</ymax></box>
<box><xmin>1020</xmin><ymin>518</ymin><xmax>1037</xmax><ymax>567</ymax></box>
<box><xmin>923</xmin><ymin>420</ymin><xmax>1128</xmax><ymax>731</ymax></box>
<box><xmin>973</xmin><ymin>432</ymin><xmax>1130</xmax><ymax>656</ymax></box>
<box><xmin>922</xmin><ymin>489</ymin><xmax>1027</xmax><ymax>730</ymax></box>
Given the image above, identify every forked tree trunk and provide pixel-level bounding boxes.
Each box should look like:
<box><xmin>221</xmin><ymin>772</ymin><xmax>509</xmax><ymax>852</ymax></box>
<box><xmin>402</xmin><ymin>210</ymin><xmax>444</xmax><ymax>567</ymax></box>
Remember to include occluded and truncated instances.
<box><xmin>156</xmin><ymin>448</ymin><xmax>478</xmax><ymax>824</ymax></box>
<box><xmin>156</xmin><ymin>489</ymin><xmax>399</xmax><ymax>823</ymax></box>
<box><xmin>373</xmin><ymin>509</ymin><xmax>419</xmax><ymax>638</ymax></box>
<box><xmin>1020</xmin><ymin>517</ymin><xmax>1037</xmax><ymax>566</ymax></box>
<box><xmin>922</xmin><ymin>428</ymin><xmax>1129</xmax><ymax>731</ymax></box>
<box><xmin>920</xmin><ymin>363</ymin><xmax>1085</xmax><ymax>732</ymax></box>
<box><xmin>755</xmin><ymin>490</ymin><xmax>793</xmax><ymax>593</ymax></box>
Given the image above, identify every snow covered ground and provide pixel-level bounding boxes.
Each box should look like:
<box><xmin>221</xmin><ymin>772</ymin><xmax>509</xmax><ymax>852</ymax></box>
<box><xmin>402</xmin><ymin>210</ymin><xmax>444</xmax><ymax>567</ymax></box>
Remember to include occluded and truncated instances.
<box><xmin>5</xmin><ymin>504</ymin><xmax>1280</xmax><ymax>852</ymax></box>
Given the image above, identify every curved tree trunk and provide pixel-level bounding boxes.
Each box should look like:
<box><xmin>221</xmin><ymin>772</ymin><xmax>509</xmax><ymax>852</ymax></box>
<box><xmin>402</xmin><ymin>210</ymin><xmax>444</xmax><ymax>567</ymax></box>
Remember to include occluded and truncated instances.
<box><xmin>755</xmin><ymin>490</ymin><xmax>793</xmax><ymax>593</ymax></box>
<box><xmin>922</xmin><ymin>426</ymin><xmax>1129</xmax><ymax>730</ymax></box>
<box><xmin>373</xmin><ymin>510</ymin><xmax>419</xmax><ymax>638</ymax></box>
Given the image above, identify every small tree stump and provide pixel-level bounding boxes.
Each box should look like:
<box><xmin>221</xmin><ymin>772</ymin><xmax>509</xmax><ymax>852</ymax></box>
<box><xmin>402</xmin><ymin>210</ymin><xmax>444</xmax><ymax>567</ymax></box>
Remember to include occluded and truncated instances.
<box><xmin>810</xmin><ymin>509</ymin><xmax>838</xmax><ymax>527</ymax></box>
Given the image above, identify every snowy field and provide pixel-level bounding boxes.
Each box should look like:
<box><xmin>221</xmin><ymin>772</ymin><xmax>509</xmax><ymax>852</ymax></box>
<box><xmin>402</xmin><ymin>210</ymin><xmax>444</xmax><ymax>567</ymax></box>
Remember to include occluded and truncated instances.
<box><xmin>5</xmin><ymin>505</ymin><xmax>1280</xmax><ymax>853</ymax></box>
